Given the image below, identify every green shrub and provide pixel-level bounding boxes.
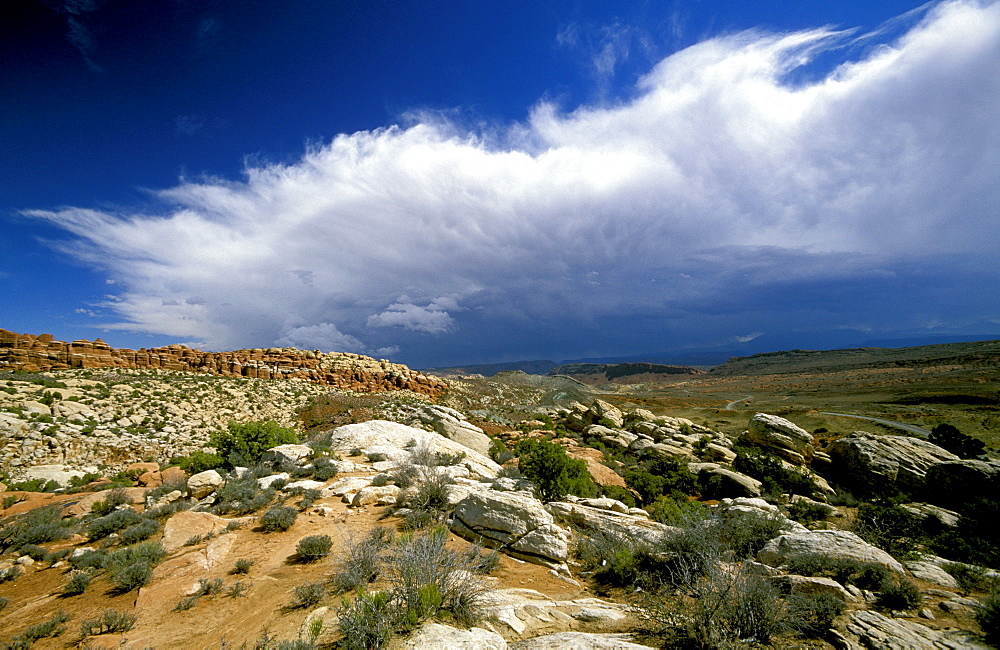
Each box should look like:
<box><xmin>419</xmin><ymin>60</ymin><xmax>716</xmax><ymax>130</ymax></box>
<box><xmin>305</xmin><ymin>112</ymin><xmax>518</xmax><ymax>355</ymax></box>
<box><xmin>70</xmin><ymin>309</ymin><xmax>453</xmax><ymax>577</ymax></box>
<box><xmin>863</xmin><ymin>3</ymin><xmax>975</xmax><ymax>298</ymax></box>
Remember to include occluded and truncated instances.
<box><xmin>119</xmin><ymin>518</ymin><xmax>159</xmax><ymax>545</ymax></box>
<box><xmin>213</xmin><ymin>475</ymin><xmax>275</xmax><ymax>515</ymax></box>
<box><xmin>875</xmin><ymin>579</ymin><xmax>921</xmax><ymax>612</ymax></box>
<box><xmin>331</xmin><ymin>527</ymin><xmax>394</xmax><ymax>594</ymax></box>
<box><xmin>90</xmin><ymin>487</ymin><xmax>130</xmax><ymax>516</ymax></box>
<box><xmin>0</xmin><ymin>565</ymin><xmax>22</xmax><ymax>582</ymax></box>
<box><xmin>292</xmin><ymin>581</ymin><xmax>327</xmax><ymax>608</ymax></box>
<box><xmin>786</xmin><ymin>592</ymin><xmax>846</xmax><ymax>637</ymax></box>
<box><xmin>719</xmin><ymin>510</ymin><xmax>786</xmax><ymax>559</ymax></box>
<box><xmin>929</xmin><ymin>423</ymin><xmax>985</xmax><ymax>459</ymax></box>
<box><xmin>79</xmin><ymin>609</ymin><xmax>136</xmax><ymax>636</ymax></box>
<box><xmin>855</xmin><ymin>502</ymin><xmax>924</xmax><ymax>559</ymax></box>
<box><xmin>733</xmin><ymin>446</ymin><xmax>817</xmax><ymax>497</ymax></box>
<box><xmin>62</xmin><ymin>570</ymin><xmax>94</xmax><ymax>596</ymax></box>
<box><xmin>975</xmin><ymin>588</ymin><xmax>1000</xmax><ymax>646</ymax></box>
<box><xmin>171</xmin><ymin>450</ymin><xmax>225</xmax><ymax>474</ymax></box>
<box><xmin>231</xmin><ymin>558</ymin><xmax>253</xmax><ymax>574</ymax></box>
<box><xmin>625</xmin><ymin>457</ymin><xmax>697</xmax><ymax>504</ymax></box>
<box><xmin>515</xmin><ymin>438</ymin><xmax>596</xmax><ymax>502</ymax></box>
<box><xmin>211</xmin><ymin>420</ymin><xmax>297</xmax><ymax>467</ymax></box>
<box><xmin>15</xmin><ymin>610</ymin><xmax>71</xmax><ymax>642</ymax></box>
<box><xmin>337</xmin><ymin>590</ymin><xmax>395</xmax><ymax>650</ymax></box>
<box><xmin>260</xmin><ymin>505</ymin><xmax>297</xmax><ymax>532</ymax></box>
<box><xmin>0</xmin><ymin>596</ymin><xmax>7</xmax><ymax>612</ymax></box>
<box><xmin>86</xmin><ymin>508</ymin><xmax>142</xmax><ymax>541</ymax></box>
<box><xmin>599</xmin><ymin>484</ymin><xmax>637</xmax><ymax>508</ymax></box>
<box><xmin>19</xmin><ymin>543</ymin><xmax>52</xmax><ymax>563</ymax></box>
<box><xmin>788</xmin><ymin>499</ymin><xmax>831</xmax><ymax>524</ymax></box>
<box><xmin>226</xmin><ymin>580</ymin><xmax>251</xmax><ymax>598</ymax></box>
<box><xmin>295</xmin><ymin>535</ymin><xmax>332</xmax><ymax>562</ymax></box>
<box><xmin>943</xmin><ymin>562</ymin><xmax>993</xmax><ymax>595</ymax></box>
<box><xmin>68</xmin><ymin>548</ymin><xmax>109</xmax><ymax>571</ymax></box>
<box><xmin>488</xmin><ymin>439</ymin><xmax>516</xmax><ymax>465</ymax></box>
<box><xmin>0</xmin><ymin>504</ymin><xmax>72</xmax><ymax>551</ymax></box>
<box><xmin>647</xmin><ymin>495</ymin><xmax>710</xmax><ymax>525</ymax></box>
<box><xmin>110</xmin><ymin>560</ymin><xmax>153</xmax><ymax>593</ymax></box>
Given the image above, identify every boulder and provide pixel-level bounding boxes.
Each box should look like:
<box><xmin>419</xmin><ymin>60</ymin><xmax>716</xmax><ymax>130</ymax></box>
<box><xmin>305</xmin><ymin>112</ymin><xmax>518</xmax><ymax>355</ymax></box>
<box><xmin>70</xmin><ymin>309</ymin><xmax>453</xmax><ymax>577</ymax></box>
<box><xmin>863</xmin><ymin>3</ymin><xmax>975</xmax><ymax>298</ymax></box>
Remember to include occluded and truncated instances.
<box><xmin>21</xmin><ymin>464</ymin><xmax>87</xmax><ymax>487</ymax></box>
<box><xmin>691</xmin><ymin>463</ymin><xmax>762</xmax><ymax>498</ymax></box>
<box><xmin>511</xmin><ymin>633</ymin><xmax>654</xmax><ymax>649</ymax></box>
<box><xmin>844</xmin><ymin>609</ymin><xmax>990</xmax><ymax>649</ymax></box>
<box><xmin>404</xmin><ymin>405</ymin><xmax>492</xmax><ymax>456</ymax></box>
<box><xmin>758</xmin><ymin>530</ymin><xmax>905</xmax><ymax>574</ymax></box>
<box><xmin>904</xmin><ymin>561</ymin><xmax>960</xmax><ymax>589</ymax></box>
<box><xmin>261</xmin><ymin>444</ymin><xmax>313</xmax><ymax>467</ymax></box>
<box><xmin>257</xmin><ymin>473</ymin><xmax>290</xmax><ymax>489</ymax></box>
<box><xmin>403</xmin><ymin>623</ymin><xmax>507</xmax><ymax>649</ymax></box>
<box><xmin>187</xmin><ymin>469</ymin><xmax>224</xmax><ymax>498</ymax></box>
<box><xmin>827</xmin><ymin>432</ymin><xmax>958</xmax><ymax>496</ymax></box>
<box><xmin>923</xmin><ymin>459</ymin><xmax>1000</xmax><ymax>509</ymax></box>
<box><xmin>547</xmin><ymin>501</ymin><xmax>672</xmax><ymax>547</ymax></box>
<box><xmin>746</xmin><ymin>413</ymin><xmax>814</xmax><ymax>465</ymax></box>
<box><xmin>328</xmin><ymin>421</ymin><xmax>500</xmax><ymax>480</ymax></box>
<box><xmin>587</xmin><ymin>400</ymin><xmax>624</xmax><ymax>429</ymax></box>
<box><xmin>351</xmin><ymin>485</ymin><xmax>400</xmax><ymax>507</ymax></box>
<box><xmin>160</xmin><ymin>466</ymin><xmax>187</xmax><ymax>487</ymax></box>
<box><xmin>451</xmin><ymin>491</ymin><xmax>568</xmax><ymax>568</ymax></box>
<box><xmin>717</xmin><ymin>498</ymin><xmax>808</xmax><ymax>534</ymax></box>
<box><xmin>771</xmin><ymin>575</ymin><xmax>856</xmax><ymax>602</ymax></box>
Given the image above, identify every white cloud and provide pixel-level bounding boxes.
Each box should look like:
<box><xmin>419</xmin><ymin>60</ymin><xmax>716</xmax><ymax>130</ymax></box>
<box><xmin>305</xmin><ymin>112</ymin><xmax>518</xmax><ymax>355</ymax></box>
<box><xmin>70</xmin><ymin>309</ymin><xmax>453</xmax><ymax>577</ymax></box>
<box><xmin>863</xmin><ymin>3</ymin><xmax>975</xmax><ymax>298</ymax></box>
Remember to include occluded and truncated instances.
<box><xmin>275</xmin><ymin>323</ymin><xmax>366</xmax><ymax>353</ymax></box>
<box><xmin>26</xmin><ymin>1</ymin><xmax>1000</xmax><ymax>361</ymax></box>
<box><xmin>368</xmin><ymin>298</ymin><xmax>459</xmax><ymax>334</ymax></box>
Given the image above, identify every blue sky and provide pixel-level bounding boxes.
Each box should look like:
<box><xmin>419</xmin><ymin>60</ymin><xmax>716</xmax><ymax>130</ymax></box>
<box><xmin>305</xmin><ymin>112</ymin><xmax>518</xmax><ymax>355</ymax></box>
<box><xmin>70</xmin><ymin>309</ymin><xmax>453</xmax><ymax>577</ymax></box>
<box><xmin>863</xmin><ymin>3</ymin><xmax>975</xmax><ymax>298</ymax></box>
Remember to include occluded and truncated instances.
<box><xmin>2</xmin><ymin>1</ymin><xmax>999</xmax><ymax>368</ymax></box>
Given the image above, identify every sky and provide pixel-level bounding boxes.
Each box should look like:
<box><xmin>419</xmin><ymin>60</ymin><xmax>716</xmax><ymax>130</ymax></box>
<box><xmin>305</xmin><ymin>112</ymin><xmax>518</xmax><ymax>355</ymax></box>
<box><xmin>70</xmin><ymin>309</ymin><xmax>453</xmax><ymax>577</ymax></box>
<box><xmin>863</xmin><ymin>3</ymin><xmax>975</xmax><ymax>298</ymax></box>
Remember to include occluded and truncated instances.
<box><xmin>2</xmin><ymin>0</ymin><xmax>999</xmax><ymax>369</ymax></box>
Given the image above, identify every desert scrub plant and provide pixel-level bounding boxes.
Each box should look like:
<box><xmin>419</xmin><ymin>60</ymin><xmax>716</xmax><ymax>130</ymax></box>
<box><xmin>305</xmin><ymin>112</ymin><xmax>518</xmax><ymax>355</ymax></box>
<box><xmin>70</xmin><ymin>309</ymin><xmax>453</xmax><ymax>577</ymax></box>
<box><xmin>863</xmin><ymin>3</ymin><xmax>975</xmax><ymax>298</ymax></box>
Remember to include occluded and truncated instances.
<box><xmin>786</xmin><ymin>592</ymin><xmax>846</xmax><ymax>637</ymax></box>
<box><xmin>213</xmin><ymin>475</ymin><xmax>276</xmax><ymax>516</ymax></box>
<box><xmin>292</xmin><ymin>581</ymin><xmax>328</xmax><ymax>608</ymax></box>
<box><xmin>104</xmin><ymin>541</ymin><xmax>166</xmax><ymax>594</ymax></box>
<box><xmin>875</xmin><ymin>579</ymin><xmax>922</xmax><ymax>612</ymax></box>
<box><xmin>330</xmin><ymin>527</ymin><xmax>395</xmax><ymax>594</ymax></box>
<box><xmin>197</xmin><ymin>577</ymin><xmax>225</xmax><ymax>596</ymax></box>
<box><xmin>211</xmin><ymin>420</ymin><xmax>297</xmax><ymax>467</ymax></box>
<box><xmin>68</xmin><ymin>548</ymin><xmax>109</xmax><ymax>571</ymax></box>
<box><xmin>12</xmin><ymin>610</ymin><xmax>72</xmax><ymax>644</ymax></box>
<box><xmin>79</xmin><ymin>609</ymin><xmax>137</xmax><ymax>636</ymax></box>
<box><xmin>231</xmin><ymin>558</ymin><xmax>253</xmax><ymax>574</ymax></box>
<box><xmin>0</xmin><ymin>504</ymin><xmax>73</xmax><ymax>551</ymax></box>
<box><xmin>0</xmin><ymin>596</ymin><xmax>7</xmax><ymax>612</ymax></box>
<box><xmin>515</xmin><ymin>438</ymin><xmax>597</xmax><ymax>502</ymax></box>
<box><xmin>90</xmin><ymin>487</ymin><xmax>130</xmax><ymax>516</ymax></box>
<box><xmin>944</xmin><ymin>562</ymin><xmax>994</xmax><ymax>595</ymax></box>
<box><xmin>260</xmin><ymin>505</ymin><xmax>297</xmax><ymax>532</ymax></box>
<box><xmin>118</xmin><ymin>518</ymin><xmax>159</xmax><ymax>545</ymax></box>
<box><xmin>0</xmin><ymin>565</ymin><xmax>22</xmax><ymax>582</ymax></box>
<box><xmin>86</xmin><ymin>507</ymin><xmax>142</xmax><ymax>541</ymax></box>
<box><xmin>976</xmin><ymin>588</ymin><xmax>1000</xmax><ymax>646</ymax></box>
<box><xmin>62</xmin><ymin>569</ymin><xmax>95</xmax><ymax>596</ymax></box>
<box><xmin>337</xmin><ymin>590</ymin><xmax>395</xmax><ymax>650</ymax></box>
<box><xmin>226</xmin><ymin>579</ymin><xmax>251</xmax><ymax>598</ymax></box>
<box><xmin>295</xmin><ymin>534</ymin><xmax>332</xmax><ymax>562</ymax></box>
<box><xmin>718</xmin><ymin>509</ymin><xmax>787</xmax><ymax>559</ymax></box>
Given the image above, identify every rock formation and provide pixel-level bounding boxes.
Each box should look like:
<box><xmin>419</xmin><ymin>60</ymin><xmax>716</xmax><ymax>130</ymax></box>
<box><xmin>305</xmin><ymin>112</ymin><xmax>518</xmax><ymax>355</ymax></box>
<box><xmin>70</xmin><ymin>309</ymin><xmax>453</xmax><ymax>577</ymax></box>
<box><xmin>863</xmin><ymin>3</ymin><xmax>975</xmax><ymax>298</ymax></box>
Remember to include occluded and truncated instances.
<box><xmin>0</xmin><ymin>328</ymin><xmax>446</xmax><ymax>397</ymax></box>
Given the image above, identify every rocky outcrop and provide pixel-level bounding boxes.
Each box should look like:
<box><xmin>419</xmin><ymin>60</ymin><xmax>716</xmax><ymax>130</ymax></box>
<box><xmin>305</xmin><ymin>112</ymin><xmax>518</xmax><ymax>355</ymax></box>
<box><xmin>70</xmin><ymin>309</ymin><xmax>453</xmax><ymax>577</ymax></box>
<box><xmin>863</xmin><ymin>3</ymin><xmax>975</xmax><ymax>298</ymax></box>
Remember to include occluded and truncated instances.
<box><xmin>403</xmin><ymin>623</ymin><xmax>507</xmax><ymax>649</ymax></box>
<box><xmin>827</xmin><ymin>432</ymin><xmax>958</xmax><ymax>496</ymax></box>
<box><xmin>403</xmin><ymin>405</ymin><xmax>492</xmax><ymax>456</ymax></box>
<box><xmin>757</xmin><ymin>530</ymin><xmax>905</xmax><ymax>574</ymax></box>
<box><xmin>326</xmin><ymin>420</ymin><xmax>500</xmax><ymax>480</ymax></box>
<box><xmin>451</xmin><ymin>491</ymin><xmax>569</xmax><ymax>569</ymax></box>
<box><xmin>511</xmin><ymin>633</ymin><xmax>654</xmax><ymax>649</ymax></box>
<box><xmin>0</xmin><ymin>328</ymin><xmax>446</xmax><ymax>397</ymax></box>
<box><xmin>547</xmin><ymin>500</ymin><xmax>672</xmax><ymax>547</ymax></box>
<box><xmin>923</xmin><ymin>459</ymin><xmax>1000</xmax><ymax>509</ymax></box>
<box><xmin>746</xmin><ymin>413</ymin><xmax>815</xmax><ymax>465</ymax></box>
<box><xmin>844</xmin><ymin>609</ymin><xmax>991</xmax><ymax>649</ymax></box>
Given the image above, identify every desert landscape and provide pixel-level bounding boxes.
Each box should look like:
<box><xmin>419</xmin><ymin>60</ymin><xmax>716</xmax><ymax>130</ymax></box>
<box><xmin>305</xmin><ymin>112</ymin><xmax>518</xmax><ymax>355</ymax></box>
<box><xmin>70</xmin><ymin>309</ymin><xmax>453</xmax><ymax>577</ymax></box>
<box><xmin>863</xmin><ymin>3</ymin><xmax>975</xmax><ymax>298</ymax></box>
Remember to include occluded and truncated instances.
<box><xmin>1</xmin><ymin>330</ymin><xmax>998</xmax><ymax>648</ymax></box>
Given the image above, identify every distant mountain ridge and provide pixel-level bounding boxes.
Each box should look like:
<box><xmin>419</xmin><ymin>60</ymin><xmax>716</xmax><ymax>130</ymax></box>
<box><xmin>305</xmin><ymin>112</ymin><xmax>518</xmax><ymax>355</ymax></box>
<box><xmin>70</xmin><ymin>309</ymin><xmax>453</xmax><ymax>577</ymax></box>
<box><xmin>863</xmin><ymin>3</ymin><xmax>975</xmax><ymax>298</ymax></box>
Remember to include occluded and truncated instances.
<box><xmin>550</xmin><ymin>362</ymin><xmax>705</xmax><ymax>384</ymax></box>
<box><xmin>710</xmin><ymin>339</ymin><xmax>1000</xmax><ymax>376</ymax></box>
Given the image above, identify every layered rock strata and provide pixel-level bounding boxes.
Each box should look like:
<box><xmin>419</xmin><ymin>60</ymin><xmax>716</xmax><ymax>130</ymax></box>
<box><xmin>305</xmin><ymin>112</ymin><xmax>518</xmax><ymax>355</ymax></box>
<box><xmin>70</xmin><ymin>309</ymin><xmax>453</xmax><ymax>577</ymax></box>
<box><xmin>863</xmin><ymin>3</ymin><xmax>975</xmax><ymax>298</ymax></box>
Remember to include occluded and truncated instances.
<box><xmin>0</xmin><ymin>328</ymin><xmax>446</xmax><ymax>397</ymax></box>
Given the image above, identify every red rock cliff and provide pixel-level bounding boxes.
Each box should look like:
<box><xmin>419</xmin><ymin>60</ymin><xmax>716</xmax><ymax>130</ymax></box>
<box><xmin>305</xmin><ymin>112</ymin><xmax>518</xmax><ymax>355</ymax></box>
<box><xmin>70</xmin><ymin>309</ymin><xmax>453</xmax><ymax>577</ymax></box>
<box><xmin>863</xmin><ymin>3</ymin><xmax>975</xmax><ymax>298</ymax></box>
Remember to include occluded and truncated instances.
<box><xmin>0</xmin><ymin>328</ymin><xmax>446</xmax><ymax>397</ymax></box>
